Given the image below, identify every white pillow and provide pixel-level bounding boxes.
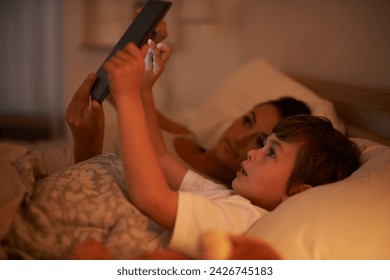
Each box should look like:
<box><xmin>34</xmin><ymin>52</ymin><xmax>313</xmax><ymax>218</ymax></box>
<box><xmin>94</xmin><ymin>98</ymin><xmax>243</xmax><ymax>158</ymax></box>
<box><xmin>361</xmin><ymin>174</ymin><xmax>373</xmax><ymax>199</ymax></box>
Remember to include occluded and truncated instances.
<box><xmin>246</xmin><ymin>138</ymin><xmax>390</xmax><ymax>259</ymax></box>
<box><xmin>188</xmin><ymin>57</ymin><xmax>345</xmax><ymax>149</ymax></box>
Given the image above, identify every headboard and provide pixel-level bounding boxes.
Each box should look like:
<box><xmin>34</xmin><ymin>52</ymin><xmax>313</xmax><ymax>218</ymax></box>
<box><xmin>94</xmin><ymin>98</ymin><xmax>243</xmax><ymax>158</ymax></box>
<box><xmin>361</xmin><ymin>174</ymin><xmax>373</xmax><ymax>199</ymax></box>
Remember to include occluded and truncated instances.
<box><xmin>291</xmin><ymin>76</ymin><xmax>390</xmax><ymax>147</ymax></box>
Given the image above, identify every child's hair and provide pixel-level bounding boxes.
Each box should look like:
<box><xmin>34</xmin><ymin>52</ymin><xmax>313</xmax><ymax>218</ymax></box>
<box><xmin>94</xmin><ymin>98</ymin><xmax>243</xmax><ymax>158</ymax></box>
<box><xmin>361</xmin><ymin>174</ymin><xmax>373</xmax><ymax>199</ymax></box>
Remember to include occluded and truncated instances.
<box><xmin>259</xmin><ymin>97</ymin><xmax>312</xmax><ymax>118</ymax></box>
<box><xmin>273</xmin><ymin>114</ymin><xmax>361</xmax><ymax>194</ymax></box>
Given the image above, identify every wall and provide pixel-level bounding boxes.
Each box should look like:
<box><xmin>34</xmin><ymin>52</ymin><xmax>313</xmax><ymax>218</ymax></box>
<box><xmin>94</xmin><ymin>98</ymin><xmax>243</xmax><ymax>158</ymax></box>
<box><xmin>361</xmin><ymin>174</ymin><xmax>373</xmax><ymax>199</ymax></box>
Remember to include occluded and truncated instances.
<box><xmin>237</xmin><ymin>0</ymin><xmax>390</xmax><ymax>88</ymax></box>
<box><xmin>0</xmin><ymin>0</ymin><xmax>65</xmax><ymax>139</ymax></box>
<box><xmin>63</xmin><ymin>0</ymin><xmax>118</xmax><ymax>138</ymax></box>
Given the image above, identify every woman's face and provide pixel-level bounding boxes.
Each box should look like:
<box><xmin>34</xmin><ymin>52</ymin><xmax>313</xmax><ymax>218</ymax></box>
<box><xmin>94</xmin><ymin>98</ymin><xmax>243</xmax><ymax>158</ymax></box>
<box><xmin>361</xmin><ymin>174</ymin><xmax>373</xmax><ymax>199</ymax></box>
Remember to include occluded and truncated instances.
<box><xmin>214</xmin><ymin>104</ymin><xmax>281</xmax><ymax>173</ymax></box>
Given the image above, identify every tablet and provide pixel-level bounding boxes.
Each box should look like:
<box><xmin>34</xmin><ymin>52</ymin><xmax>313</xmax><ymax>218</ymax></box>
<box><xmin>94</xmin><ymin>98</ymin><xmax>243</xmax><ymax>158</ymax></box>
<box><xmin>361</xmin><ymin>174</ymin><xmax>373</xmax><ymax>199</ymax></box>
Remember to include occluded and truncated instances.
<box><xmin>90</xmin><ymin>0</ymin><xmax>172</xmax><ymax>103</ymax></box>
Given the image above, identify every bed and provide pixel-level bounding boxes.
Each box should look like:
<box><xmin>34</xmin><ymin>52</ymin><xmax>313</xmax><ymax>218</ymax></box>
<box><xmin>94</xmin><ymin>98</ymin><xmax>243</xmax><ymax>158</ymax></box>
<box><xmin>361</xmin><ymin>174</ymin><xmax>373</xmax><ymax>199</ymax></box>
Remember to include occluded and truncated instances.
<box><xmin>1</xmin><ymin>57</ymin><xmax>389</xmax><ymax>260</ymax></box>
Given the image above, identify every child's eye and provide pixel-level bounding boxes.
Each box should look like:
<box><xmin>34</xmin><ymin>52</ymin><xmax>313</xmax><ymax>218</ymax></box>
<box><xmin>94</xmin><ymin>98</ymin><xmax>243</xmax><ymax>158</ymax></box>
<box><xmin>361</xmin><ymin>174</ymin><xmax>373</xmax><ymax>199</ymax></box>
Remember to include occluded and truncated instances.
<box><xmin>266</xmin><ymin>148</ymin><xmax>276</xmax><ymax>158</ymax></box>
<box><xmin>243</xmin><ymin>116</ymin><xmax>253</xmax><ymax>128</ymax></box>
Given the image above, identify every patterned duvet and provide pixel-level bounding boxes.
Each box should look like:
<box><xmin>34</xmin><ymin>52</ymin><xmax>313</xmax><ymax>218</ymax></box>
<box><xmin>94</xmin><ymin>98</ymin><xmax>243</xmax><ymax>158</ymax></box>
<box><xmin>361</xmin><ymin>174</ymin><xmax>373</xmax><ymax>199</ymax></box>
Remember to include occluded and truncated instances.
<box><xmin>2</xmin><ymin>152</ymin><xmax>164</xmax><ymax>259</ymax></box>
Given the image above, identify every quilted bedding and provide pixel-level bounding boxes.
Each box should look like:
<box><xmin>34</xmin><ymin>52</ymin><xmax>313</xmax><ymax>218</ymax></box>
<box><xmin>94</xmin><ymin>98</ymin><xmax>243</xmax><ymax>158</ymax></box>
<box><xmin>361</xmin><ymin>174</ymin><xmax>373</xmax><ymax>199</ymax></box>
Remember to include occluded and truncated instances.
<box><xmin>2</xmin><ymin>151</ymin><xmax>164</xmax><ymax>259</ymax></box>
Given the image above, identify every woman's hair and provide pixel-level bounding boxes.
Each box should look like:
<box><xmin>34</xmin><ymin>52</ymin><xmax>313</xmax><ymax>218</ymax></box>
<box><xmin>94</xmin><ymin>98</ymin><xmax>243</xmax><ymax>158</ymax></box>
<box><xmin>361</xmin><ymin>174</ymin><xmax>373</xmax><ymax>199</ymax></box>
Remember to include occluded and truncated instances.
<box><xmin>273</xmin><ymin>115</ymin><xmax>361</xmax><ymax>194</ymax></box>
<box><xmin>261</xmin><ymin>97</ymin><xmax>311</xmax><ymax>118</ymax></box>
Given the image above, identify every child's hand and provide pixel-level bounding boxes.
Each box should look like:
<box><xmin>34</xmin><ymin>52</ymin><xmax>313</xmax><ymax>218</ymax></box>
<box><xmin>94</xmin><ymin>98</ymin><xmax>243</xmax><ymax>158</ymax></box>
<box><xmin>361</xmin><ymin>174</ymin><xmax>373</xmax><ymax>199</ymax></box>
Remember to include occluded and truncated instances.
<box><xmin>143</xmin><ymin>39</ymin><xmax>172</xmax><ymax>91</ymax></box>
<box><xmin>104</xmin><ymin>43</ymin><xmax>149</xmax><ymax>102</ymax></box>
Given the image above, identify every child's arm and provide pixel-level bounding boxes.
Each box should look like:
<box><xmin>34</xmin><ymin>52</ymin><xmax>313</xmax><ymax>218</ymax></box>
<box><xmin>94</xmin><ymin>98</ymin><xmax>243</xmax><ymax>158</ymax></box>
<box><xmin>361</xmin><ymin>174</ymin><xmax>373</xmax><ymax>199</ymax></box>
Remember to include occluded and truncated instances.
<box><xmin>142</xmin><ymin>40</ymin><xmax>188</xmax><ymax>189</ymax></box>
<box><xmin>104</xmin><ymin>43</ymin><xmax>183</xmax><ymax>231</ymax></box>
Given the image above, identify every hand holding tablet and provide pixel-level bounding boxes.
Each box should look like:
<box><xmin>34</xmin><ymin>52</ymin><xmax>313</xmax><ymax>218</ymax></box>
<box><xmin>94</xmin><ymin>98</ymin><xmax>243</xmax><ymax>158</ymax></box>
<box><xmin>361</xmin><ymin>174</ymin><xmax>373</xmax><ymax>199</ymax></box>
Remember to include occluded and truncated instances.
<box><xmin>90</xmin><ymin>1</ymin><xmax>172</xmax><ymax>103</ymax></box>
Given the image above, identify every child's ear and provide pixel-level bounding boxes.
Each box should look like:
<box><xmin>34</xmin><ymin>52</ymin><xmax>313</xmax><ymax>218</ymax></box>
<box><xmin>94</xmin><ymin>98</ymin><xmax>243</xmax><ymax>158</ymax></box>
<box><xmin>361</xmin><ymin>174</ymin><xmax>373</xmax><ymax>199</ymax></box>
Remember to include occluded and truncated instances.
<box><xmin>281</xmin><ymin>184</ymin><xmax>312</xmax><ymax>202</ymax></box>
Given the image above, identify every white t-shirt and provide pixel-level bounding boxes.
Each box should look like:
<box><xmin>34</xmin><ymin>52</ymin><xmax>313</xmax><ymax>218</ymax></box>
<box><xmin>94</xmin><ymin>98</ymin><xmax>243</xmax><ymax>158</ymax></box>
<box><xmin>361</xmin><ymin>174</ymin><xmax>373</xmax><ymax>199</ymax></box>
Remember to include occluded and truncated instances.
<box><xmin>167</xmin><ymin>170</ymin><xmax>268</xmax><ymax>258</ymax></box>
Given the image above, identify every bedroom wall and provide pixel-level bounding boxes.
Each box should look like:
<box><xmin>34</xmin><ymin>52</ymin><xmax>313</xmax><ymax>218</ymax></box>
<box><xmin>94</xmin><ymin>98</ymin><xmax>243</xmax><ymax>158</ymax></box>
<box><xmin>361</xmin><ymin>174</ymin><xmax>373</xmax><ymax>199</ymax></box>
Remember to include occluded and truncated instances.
<box><xmin>236</xmin><ymin>0</ymin><xmax>390</xmax><ymax>140</ymax></box>
<box><xmin>157</xmin><ymin>0</ymin><xmax>390</xmax><ymax>112</ymax></box>
<box><xmin>63</xmin><ymin>0</ymin><xmax>120</xmax><ymax>138</ymax></box>
<box><xmin>237</xmin><ymin>0</ymin><xmax>390</xmax><ymax>88</ymax></box>
<box><xmin>63</xmin><ymin>0</ymin><xmax>389</xmax><ymax>136</ymax></box>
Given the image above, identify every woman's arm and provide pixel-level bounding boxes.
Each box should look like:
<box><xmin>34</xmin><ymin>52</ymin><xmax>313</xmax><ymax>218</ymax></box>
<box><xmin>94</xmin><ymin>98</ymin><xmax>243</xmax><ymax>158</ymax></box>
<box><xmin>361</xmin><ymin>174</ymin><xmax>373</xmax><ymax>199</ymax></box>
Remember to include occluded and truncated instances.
<box><xmin>65</xmin><ymin>73</ymin><xmax>105</xmax><ymax>163</ymax></box>
<box><xmin>105</xmin><ymin>80</ymin><xmax>190</xmax><ymax>136</ymax></box>
<box><xmin>157</xmin><ymin>112</ymin><xmax>193</xmax><ymax>135</ymax></box>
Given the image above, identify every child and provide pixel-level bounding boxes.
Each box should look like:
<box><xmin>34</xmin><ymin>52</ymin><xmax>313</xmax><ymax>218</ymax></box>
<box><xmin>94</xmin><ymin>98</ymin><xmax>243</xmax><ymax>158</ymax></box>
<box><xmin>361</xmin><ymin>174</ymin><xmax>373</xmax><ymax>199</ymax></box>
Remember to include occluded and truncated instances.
<box><xmin>103</xmin><ymin>40</ymin><xmax>360</xmax><ymax>258</ymax></box>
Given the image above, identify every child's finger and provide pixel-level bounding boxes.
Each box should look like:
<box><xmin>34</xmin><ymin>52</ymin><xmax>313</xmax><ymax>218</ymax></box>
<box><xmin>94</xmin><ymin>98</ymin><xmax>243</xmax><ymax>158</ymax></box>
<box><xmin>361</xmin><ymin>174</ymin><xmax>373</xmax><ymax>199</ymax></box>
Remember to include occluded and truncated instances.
<box><xmin>140</xmin><ymin>44</ymin><xmax>150</xmax><ymax>58</ymax></box>
<box><xmin>114</xmin><ymin>50</ymin><xmax>132</xmax><ymax>62</ymax></box>
<box><xmin>150</xmin><ymin>40</ymin><xmax>172</xmax><ymax>63</ymax></box>
<box><xmin>123</xmin><ymin>42</ymin><xmax>143</xmax><ymax>58</ymax></box>
<box><xmin>103</xmin><ymin>60</ymin><xmax>115</xmax><ymax>72</ymax></box>
<box><xmin>108</xmin><ymin>55</ymin><xmax>127</xmax><ymax>67</ymax></box>
<box><xmin>148</xmin><ymin>39</ymin><xmax>158</xmax><ymax>50</ymax></box>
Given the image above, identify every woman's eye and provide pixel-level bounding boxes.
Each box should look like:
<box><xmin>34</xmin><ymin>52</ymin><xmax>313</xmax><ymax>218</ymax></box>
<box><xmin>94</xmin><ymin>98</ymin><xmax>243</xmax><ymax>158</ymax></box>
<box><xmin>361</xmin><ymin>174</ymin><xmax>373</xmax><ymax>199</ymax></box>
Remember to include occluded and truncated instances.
<box><xmin>256</xmin><ymin>136</ymin><xmax>265</xmax><ymax>148</ymax></box>
<box><xmin>243</xmin><ymin>116</ymin><xmax>252</xmax><ymax>128</ymax></box>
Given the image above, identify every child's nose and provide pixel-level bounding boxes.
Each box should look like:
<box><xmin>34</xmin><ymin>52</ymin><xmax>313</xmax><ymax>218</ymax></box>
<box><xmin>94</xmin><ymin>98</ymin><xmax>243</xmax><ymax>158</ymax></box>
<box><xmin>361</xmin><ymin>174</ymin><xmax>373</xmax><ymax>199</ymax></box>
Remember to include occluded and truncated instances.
<box><xmin>247</xmin><ymin>149</ymin><xmax>256</xmax><ymax>161</ymax></box>
<box><xmin>248</xmin><ymin>148</ymin><xmax>263</xmax><ymax>161</ymax></box>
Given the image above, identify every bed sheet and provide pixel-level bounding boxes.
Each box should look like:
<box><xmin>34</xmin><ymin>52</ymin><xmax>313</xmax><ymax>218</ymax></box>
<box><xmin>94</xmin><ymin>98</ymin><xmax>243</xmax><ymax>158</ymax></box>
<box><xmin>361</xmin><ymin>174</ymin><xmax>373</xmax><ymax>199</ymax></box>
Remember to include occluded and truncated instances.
<box><xmin>1</xmin><ymin>150</ymin><xmax>164</xmax><ymax>259</ymax></box>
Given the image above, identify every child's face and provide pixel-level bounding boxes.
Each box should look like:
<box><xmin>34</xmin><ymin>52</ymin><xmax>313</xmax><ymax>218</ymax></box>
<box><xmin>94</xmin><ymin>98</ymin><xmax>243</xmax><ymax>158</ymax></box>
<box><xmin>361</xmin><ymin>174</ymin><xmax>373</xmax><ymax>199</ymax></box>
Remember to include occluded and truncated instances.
<box><xmin>231</xmin><ymin>134</ymin><xmax>300</xmax><ymax>211</ymax></box>
<box><xmin>214</xmin><ymin>104</ymin><xmax>281</xmax><ymax>175</ymax></box>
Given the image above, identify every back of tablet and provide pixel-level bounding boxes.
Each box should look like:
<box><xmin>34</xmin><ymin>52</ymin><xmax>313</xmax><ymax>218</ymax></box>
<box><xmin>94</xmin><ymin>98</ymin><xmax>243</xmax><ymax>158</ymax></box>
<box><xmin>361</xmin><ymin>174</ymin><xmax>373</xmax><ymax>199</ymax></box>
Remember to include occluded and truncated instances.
<box><xmin>91</xmin><ymin>1</ymin><xmax>172</xmax><ymax>103</ymax></box>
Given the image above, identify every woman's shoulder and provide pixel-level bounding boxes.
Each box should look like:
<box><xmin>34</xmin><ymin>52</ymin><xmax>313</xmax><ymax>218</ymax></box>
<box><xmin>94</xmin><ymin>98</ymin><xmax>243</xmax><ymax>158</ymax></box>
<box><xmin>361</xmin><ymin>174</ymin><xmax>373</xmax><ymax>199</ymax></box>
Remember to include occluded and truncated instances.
<box><xmin>174</xmin><ymin>137</ymin><xmax>205</xmax><ymax>154</ymax></box>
